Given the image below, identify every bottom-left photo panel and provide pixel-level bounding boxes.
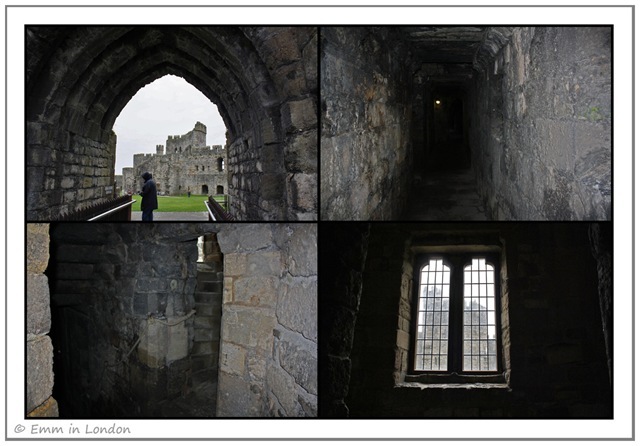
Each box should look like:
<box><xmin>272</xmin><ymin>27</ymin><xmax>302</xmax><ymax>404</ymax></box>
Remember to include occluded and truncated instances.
<box><xmin>25</xmin><ymin>223</ymin><xmax>317</xmax><ymax>419</ymax></box>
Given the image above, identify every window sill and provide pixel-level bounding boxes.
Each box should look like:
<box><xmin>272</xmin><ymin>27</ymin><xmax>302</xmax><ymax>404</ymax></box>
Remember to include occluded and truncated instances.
<box><xmin>397</xmin><ymin>381</ymin><xmax>510</xmax><ymax>390</ymax></box>
<box><xmin>401</xmin><ymin>372</ymin><xmax>509</xmax><ymax>389</ymax></box>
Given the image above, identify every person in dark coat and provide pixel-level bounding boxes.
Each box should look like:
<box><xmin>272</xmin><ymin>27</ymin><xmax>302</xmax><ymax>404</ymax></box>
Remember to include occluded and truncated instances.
<box><xmin>140</xmin><ymin>171</ymin><xmax>158</xmax><ymax>221</ymax></box>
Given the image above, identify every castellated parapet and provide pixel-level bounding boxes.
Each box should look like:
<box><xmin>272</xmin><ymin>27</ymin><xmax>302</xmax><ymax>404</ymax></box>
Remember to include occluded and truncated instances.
<box><xmin>166</xmin><ymin>121</ymin><xmax>207</xmax><ymax>154</ymax></box>
<box><xmin>122</xmin><ymin>122</ymin><xmax>228</xmax><ymax>197</ymax></box>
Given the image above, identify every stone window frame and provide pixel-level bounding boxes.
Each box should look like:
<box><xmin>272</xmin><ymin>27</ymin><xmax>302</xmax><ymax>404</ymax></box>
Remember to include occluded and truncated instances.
<box><xmin>408</xmin><ymin>251</ymin><xmax>503</xmax><ymax>380</ymax></box>
<box><xmin>396</xmin><ymin>234</ymin><xmax>511</xmax><ymax>388</ymax></box>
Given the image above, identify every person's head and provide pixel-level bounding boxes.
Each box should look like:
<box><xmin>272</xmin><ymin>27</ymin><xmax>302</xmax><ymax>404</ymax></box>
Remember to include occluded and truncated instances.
<box><xmin>142</xmin><ymin>172</ymin><xmax>152</xmax><ymax>181</ymax></box>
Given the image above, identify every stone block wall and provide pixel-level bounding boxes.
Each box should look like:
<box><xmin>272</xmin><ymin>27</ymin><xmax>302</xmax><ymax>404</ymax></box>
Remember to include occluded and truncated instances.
<box><xmin>26</xmin><ymin>224</ymin><xmax>58</xmax><ymax>417</ymax></box>
<box><xmin>124</xmin><ymin>122</ymin><xmax>229</xmax><ymax>196</ymax></box>
<box><xmin>216</xmin><ymin>223</ymin><xmax>318</xmax><ymax>417</ymax></box>
<box><xmin>48</xmin><ymin>224</ymin><xmax>199</xmax><ymax>417</ymax></box>
<box><xmin>324</xmin><ymin>223</ymin><xmax>611</xmax><ymax>418</ymax></box>
<box><xmin>27</xmin><ymin>124</ymin><xmax>117</xmax><ymax>219</ymax></box>
<box><xmin>131</xmin><ymin>148</ymin><xmax>228</xmax><ymax>196</ymax></box>
<box><xmin>228</xmin><ymin>27</ymin><xmax>318</xmax><ymax>221</ymax></box>
<box><xmin>321</xmin><ymin>27</ymin><xmax>413</xmax><ymax>220</ymax></box>
<box><xmin>470</xmin><ymin>27</ymin><xmax>611</xmax><ymax>220</ymax></box>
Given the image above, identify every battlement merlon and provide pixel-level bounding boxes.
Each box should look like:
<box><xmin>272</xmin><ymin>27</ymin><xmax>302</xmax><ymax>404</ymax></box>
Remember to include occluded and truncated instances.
<box><xmin>194</xmin><ymin>121</ymin><xmax>207</xmax><ymax>133</ymax></box>
<box><xmin>133</xmin><ymin>153</ymin><xmax>155</xmax><ymax>161</ymax></box>
<box><xmin>156</xmin><ymin>144</ymin><xmax>165</xmax><ymax>155</ymax></box>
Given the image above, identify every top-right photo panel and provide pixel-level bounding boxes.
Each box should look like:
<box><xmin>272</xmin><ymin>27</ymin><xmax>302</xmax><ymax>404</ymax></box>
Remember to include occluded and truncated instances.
<box><xmin>320</xmin><ymin>27</ymin><xmax>611</xmax><ymax>221</ymax></box>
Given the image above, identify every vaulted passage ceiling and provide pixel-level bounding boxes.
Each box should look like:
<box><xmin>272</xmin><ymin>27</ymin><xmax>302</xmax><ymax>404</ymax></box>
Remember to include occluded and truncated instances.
<box><xmin>26</xmin><ymin>26</ymin><xmax>318</xmax><ymax>221</ymax></box>
<box><xmin>400</xmin><ymin>26</ymin><xmax>487</xmax><ymax>64</ymax></box>
<box><xmin>27</xmin><ymin>26</ymin><xmax>299</xmax><ymax>141</ymax></box>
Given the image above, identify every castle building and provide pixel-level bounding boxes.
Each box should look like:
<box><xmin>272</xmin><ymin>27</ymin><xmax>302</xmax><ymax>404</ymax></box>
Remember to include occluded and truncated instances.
<box><xmin>122</xmin><ymin>122</ymin><xmax>228</xmax><ymax>196</ymax></box>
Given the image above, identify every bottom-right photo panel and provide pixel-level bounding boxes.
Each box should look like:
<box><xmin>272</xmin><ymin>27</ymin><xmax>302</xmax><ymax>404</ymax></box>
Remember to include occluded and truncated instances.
<box><xmin>319</xmin><ymin>223</ymin><xmax>612</xmax><ymax>419</ymax></box>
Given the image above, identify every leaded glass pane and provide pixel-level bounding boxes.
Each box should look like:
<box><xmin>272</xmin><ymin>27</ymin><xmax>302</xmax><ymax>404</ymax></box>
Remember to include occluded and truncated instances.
<box><xmin>414</xmin><ymin>259</ymin><xmax>450</xmax><ymax>371</ymax></box>
<box><xmin>462</xmin><ymin>258</ymin><xmax>498</xmax><ymax>372</ymax></box>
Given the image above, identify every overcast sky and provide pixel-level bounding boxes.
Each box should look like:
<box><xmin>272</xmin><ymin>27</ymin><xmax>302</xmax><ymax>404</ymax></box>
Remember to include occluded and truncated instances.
<box><xmin>113</xmin><ymin>74</ymin><xmax>227</xmax><ymax>174</ymax></box>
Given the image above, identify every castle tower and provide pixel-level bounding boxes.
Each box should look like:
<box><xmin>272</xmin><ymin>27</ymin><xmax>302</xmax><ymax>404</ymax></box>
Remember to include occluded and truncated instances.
<box><xmin>156</xmin><ymin>144</ymin><xmax>164</xmax><ymax>155</ymax></box>
<box><xmin>193</xmin><ymin>121</ymin><xmax>207</xmax><ymax>147</ymax></box>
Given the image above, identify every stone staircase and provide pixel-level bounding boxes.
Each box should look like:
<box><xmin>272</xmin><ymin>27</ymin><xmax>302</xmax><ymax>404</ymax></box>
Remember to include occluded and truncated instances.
<box><xmin>158</xmin><ymin>260</ymin><xmax>223</xmax><ymax>418</ymax></box>
<box><xmin>191</xmin><ymin>261</ymin><xmax>223</xmax><ymax>413</ymax></box>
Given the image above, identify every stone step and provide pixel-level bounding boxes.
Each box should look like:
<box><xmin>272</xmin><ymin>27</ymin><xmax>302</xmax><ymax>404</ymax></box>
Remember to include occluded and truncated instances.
<box><xmin>197</xmin><ymin>262</ymin><xmax>222</xmax><ymax>273</ymax></box>
<box><xmin>192</xmin><ymin>355</ymin><xmax>217</xmax><ymax>372</ymax></box>
<box><xmin>196</xmin><ymin>304</ymin><xmax>222</xmax><ymax>320</ymax></box>
<box><xmin>194</xmin><ymin>315</ymin><xmax>217</xmax><ymax>329</ymax></box>
<box><xmin>192</xmin><ymin>342</ymin><xmax>217</xmax><ymax>356</ymax></box>
<box><xmin>194</xmin><ymin>328</ymin><xmax>219</xmax><ymax>342</ymax></box>
<box><xmin>195</xmin><ymin>291</ymin><xmax>221</xmax><ymax>304</ymax></box>
<box><xmin>192</xmin><ymin>368</ymin><xmax>218</xmax><ymax>386</ymax></box>
<box><xmin>196</xmin><ymin>280</ymin><xmax>222</xmax><ymax>293</ymax></box>
<box><xmin>196</xmin><ymin>272</ymin><xmax>220</xmax><ymax>282</ymax></box>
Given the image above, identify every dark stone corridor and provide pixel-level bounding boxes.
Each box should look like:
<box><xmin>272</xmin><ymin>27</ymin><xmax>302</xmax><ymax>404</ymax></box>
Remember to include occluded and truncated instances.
<box><xmin>321</xmin><ymin>27</ymin><xmax>611</xmax><ymax>221</ymax></box>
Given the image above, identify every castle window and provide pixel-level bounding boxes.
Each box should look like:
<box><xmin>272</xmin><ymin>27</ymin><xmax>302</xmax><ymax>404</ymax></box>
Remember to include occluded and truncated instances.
<box><xmin>407</xmin><ymin>250</ymin><xmax>506</xmax><ymax>384</ymax></box>
<box><xmin>414</xmin><ymin>259</ymin><xmax>450</xmax><ymax>371</ymax></box>
<box><xmin>195</xmin><ymin>165</ymin><xmax>198</xmax><ymax>171</ymax></box>
<box><xmin>462</xmin><ymin>258</ymin><xmax>498</xmax><ymax>371</ymax></box>
<box><xmin>217</xmin><ymin>158</ymin><xmax>224</xmax><ymax>172</ymax></box>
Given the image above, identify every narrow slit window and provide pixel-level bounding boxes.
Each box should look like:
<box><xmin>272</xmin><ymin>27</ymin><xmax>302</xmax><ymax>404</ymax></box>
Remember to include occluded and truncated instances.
<box><xmin>463</xmin><ymin>258</ymin><xmax>497</xmax><ymax>371</ymax></box>
<box><xmin>414</xmin><ymin>259</ymin><xmax>450</xmax><ymax>371</ymax></box>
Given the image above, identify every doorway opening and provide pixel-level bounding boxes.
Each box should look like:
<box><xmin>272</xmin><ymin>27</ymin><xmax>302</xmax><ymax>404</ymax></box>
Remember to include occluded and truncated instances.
<box><xmin>425</xmin><ymin>85</ymin><xmax>470</xmax><ymax>172</ymax></box>
<box><xmin>113</xmin><ymin>74</ymin><xmax>227</xmax><ymax>197</ymax></box>
<box><xmin>182</xmin><ymin>234</ymin><xmax>224</xmax><ymax>417</ymax></box>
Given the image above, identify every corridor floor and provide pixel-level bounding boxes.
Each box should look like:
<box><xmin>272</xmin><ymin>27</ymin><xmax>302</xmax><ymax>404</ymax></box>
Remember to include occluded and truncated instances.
<box><xmin>404</xmin><ymin>168</ymin><xmax>489</xmax><ymax>220</ymax></box>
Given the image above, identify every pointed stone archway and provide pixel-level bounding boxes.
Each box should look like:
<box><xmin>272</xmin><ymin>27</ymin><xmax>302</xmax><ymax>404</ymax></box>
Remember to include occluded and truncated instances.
<box><xmin>26</xmin><ymin>26</ymin><xmax>318</xmax><ymax>221</ymax></box>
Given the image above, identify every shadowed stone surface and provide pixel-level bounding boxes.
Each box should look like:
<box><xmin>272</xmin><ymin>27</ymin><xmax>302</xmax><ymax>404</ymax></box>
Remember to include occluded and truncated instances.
<box><xmin>27</xmin><ymin>337</ymin><xmax>54</xmax><ymax>414</ymax></box>
<box><xmin>404</xmin><ymin>169</ymin><xmax>488</xmax><ymax>220</ymax></box>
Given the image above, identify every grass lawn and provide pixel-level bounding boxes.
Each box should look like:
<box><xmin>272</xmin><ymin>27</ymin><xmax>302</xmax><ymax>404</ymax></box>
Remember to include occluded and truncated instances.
<box><xmin>131</xmin><ymin>194</ymin><xmax>227</xmax><ymax>212</ymax></box>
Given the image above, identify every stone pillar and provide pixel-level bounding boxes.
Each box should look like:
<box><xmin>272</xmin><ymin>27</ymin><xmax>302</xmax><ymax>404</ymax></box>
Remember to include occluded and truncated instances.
<box><xmin>26</xmin><ymin>224</ymin><xmax>58</xmax><ymax>417</ymax></box>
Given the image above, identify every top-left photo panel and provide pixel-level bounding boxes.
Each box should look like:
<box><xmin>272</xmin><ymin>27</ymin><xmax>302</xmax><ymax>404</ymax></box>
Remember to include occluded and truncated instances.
<box><xmin>26</xmin><ymin>26</ymin><xmax>318</xmax><ymax>222</ymax></box>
